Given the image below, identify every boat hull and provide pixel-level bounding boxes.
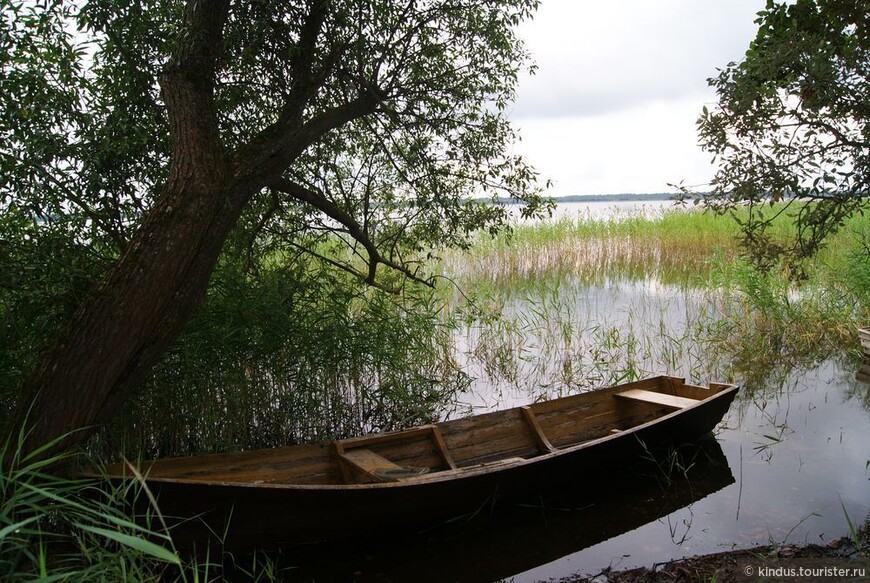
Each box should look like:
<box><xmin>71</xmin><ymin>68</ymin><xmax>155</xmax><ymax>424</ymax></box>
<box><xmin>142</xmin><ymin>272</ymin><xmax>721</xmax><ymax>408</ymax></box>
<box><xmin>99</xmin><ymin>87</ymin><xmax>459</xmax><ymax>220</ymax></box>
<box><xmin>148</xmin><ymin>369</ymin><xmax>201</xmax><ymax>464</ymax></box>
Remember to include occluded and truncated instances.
<box><xmin>125</xmin><ymin>380</ymin><xmax>738</xmax><ymax>551</ymax></box>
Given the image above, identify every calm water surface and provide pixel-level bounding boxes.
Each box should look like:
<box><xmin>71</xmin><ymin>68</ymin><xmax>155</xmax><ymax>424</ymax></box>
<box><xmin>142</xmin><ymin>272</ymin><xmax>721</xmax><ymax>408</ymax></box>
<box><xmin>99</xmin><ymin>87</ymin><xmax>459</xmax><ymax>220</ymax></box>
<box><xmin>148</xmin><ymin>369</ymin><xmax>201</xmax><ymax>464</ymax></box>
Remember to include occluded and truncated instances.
<box><xmin>445</xmin><ymin>273</ymin><xmax>869</xmax><ymax>581</ymax></box>
<box><xmin>512</xmin><ymin>352</ymin><xmax>869</xmax><ymax>581</ymax></box>
<box><xmin>275</xmin><ymin>201</ymin><xmax>869</xmax><ymax>582</ymax></box>
<box><xmin>510</xmin><ymin>199</ymin><xmax>676</xmax><ymax>222</ymax></box>
<box><xmin>453</xmin><ymin>203</ymin><xmax>868</xmax><ymax>581</ymax></box>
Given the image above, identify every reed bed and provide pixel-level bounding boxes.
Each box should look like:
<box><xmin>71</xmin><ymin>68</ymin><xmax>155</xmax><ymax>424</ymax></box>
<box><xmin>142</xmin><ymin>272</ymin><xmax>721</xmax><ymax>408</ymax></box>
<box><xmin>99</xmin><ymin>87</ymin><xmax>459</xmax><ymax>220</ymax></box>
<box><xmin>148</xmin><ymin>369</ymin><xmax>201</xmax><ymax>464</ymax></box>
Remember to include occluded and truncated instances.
<box><xmin>448</xmin><ymin>209</ymin><xmax>739</xmax><ymax>286</ymax></box>
<box><xmin>447</xmin><ymin>203</ymin><xmax>866</xmax><ymax>288</ymax></box>
<box><xmin>92</xmin><ymin>258</ymin><xmax>468</xmax><ymax>461</ymax></box>
<box><xmin>443</xmin><ymin>203</ymin><xmax>870</xmax><ymax>409</ymax></box>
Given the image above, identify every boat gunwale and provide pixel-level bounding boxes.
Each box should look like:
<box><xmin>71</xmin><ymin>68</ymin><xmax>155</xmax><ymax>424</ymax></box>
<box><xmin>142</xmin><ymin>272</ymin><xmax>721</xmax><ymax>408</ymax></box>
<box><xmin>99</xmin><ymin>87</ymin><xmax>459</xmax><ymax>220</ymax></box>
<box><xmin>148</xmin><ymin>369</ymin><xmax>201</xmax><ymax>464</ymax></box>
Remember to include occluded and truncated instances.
<box><xmin>97</xmin><ymin>382</ymin><xmax>739</xmax><ymax>492</ymax></box>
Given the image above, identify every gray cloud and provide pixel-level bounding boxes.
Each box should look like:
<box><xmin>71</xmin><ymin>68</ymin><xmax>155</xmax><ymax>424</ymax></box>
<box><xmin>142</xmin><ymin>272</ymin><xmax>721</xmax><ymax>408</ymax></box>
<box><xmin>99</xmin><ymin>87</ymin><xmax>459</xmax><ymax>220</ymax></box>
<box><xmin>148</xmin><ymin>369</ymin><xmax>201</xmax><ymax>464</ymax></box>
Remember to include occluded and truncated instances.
<box><xmin>510</xmin><ymin>0</ymin><xmax>764</xmax><ymax>120</ymax></box>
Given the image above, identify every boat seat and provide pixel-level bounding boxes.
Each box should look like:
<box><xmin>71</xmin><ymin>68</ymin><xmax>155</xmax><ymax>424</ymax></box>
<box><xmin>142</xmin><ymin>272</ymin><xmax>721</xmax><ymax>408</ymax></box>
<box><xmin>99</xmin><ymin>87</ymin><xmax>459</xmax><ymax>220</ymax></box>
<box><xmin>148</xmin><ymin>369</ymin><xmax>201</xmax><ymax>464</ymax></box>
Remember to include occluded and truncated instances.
<box><xmin>337</xmin><ymin>448</ymin><xmax>428</xmax><ymax>483</ymax></box>
<box><xmin>615</xmin><ymin>389</ymin><xmax>698</xmax><ymax>409</ymax></box>
<box><xmin>332</xmin><ymin>424</ymin><xmax>456</xmax><ymax>484</ymax></box>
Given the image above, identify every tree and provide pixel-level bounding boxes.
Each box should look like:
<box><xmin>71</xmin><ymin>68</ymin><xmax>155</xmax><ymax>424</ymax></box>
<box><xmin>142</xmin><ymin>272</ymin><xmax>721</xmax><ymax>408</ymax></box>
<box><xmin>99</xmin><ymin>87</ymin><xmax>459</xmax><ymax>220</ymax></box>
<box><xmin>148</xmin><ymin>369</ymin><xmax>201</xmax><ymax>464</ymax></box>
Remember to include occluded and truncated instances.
<box><xmin>0</xmin><ymin>0</ymin><xmax>548</xmax><ymax>457</ymax></box>
<box><xmin>692</xmin><ymin>0</ymin><xmax>869</xmax><ymax>270</ymax></box>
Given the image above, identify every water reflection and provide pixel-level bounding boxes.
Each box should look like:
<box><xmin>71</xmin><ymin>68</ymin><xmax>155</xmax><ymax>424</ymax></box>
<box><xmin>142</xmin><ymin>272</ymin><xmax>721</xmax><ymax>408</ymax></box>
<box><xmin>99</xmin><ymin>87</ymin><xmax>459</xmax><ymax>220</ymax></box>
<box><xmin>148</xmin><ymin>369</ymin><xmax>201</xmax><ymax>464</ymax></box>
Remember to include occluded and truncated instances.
<box><xmin>448</xmin><ymin>276</ymin><xmax>870</xmax><ymax>581</ymax></box>
<box><xmin>242</xmin><ymin>440</ymin><xmax>732</xmax><ymax>583</ymax></box>
<box><xmin>511</xmin><ymin>364</ymin><xmax>869</xmax><ymax>582</ymax></box>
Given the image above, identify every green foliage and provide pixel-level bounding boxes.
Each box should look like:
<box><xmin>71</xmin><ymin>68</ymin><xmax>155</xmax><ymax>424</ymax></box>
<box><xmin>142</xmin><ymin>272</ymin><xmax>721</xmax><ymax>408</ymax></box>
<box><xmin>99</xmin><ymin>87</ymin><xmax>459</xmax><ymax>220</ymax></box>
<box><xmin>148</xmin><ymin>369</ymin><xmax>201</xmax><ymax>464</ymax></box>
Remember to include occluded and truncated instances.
<box><xmin>840</xmin><ymin>225</ymin><xmax>870</xmax><ymax>319</ymax></box>
<box><xmin>0</xmin><ymin>0</ymin><xmax>169</xmax><ymax>250</ymax></box>
<box><xmin>0</xmin><ymin>430</ymin><xmax>183</xmax><ymax>581</ymax></box>
<box><xmin>691</xmin><ymin>0</ymin><xmax>869</xmax><ymax>270</ymax></box>
<box><xmin>1</xmin><ymin>0</ymin><xmax>548</xmax><ymax>450</ymax></box>
<box><xmin>1</xmin><ymin>0</ymin><xmax>549</xmax><ymax>290</ymax></box>
<box><xmin>91</xmin><ymin>253</ymin><xmax>468</xmax><ymax>459</ymax></box>
<box><xmin>0</xmin><ymin>209</ymin><xmax>111</xmax><ymax>399</ymax></box>
<box><xmin>1</xmin><ymin>427</ymin><xmax>294</xmax><ymax>581</ymax></box>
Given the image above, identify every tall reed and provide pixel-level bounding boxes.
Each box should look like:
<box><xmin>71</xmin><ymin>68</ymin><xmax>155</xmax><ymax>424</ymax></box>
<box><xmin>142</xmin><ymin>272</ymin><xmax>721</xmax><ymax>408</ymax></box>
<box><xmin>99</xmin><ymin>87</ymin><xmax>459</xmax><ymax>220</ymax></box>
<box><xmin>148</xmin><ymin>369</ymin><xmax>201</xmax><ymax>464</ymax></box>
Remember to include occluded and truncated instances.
<box><xmin>93</xmin><ymin>256</ymin><xmax>468</xmax><ymax>460</ymax></box>
<box><xmin>1</xmin><ymin>428</ymin><xmax>184</xmax><ymax>581</ymax></box>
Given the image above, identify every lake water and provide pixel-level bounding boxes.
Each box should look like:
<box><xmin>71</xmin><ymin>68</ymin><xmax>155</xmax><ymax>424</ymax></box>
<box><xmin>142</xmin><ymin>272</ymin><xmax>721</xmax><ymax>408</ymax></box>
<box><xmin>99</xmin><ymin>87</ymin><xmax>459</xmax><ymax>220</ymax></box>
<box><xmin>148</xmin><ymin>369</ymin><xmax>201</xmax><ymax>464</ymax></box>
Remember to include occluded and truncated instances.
<box><xmin>508</xmin><ymin>318</ymin><xmax>869</xmax><ymax>581</ymax></box>
<box><xmin>458</xmin><ymin>203</ymin><xmax>869</xmax><ymax>581</ymax></box>
<box><xmin>510</xmin><ymin>199</ymin><xmax>677</xmax><ymax>222</ymax></box>
<box><xmin>444</xmin><ymin>271</ymin><xmax>869</xmax><ymax>581</ymax></box>
<box><xmin>272</xmin><ymin>200</ymin><xmax>869</xmax><ymax>582</ymax></box>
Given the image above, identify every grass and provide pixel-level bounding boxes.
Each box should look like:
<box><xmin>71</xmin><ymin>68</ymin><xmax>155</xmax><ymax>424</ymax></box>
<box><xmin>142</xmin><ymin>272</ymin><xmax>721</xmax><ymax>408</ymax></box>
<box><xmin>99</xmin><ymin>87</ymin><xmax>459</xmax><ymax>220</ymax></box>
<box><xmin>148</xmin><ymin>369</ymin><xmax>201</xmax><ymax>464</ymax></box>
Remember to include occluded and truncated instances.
<box><xmin>440</xmin><ymin>203</ymin><xmax>870</xmax><ymax>407</ymax></box>
<box><xmin>86</xmin><ymin>256</ymin><xmax>468</xmax><ymax>461</ymax></box>
<box><xmin>447</xmin><ymin>206</ymin><xmax>742</xmax><ymax>286</ymax></box>
<box><xmin>0</xmin><ymin>428</ymin><xmax>184</xmax><ymax>582</ymax></box>
<box><xmin>447</xmin><ymin>202</ymin><xmax>868</xmax><ymax>290</ymax></box>
<box><xmin>1</xmin><ymin>425</ymin><xmax>299</xmax><ymax>581</ymax></box>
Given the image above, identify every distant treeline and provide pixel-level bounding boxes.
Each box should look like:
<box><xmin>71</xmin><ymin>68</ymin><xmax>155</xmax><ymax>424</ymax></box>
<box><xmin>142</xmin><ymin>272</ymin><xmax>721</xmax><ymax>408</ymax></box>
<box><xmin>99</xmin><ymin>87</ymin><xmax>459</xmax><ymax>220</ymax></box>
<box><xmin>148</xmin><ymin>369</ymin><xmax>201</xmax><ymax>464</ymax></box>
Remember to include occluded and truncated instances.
<box><xmin>480</xmin><ymin>192</ymin><xmax>700</xmax><ymax>205</ymax></box>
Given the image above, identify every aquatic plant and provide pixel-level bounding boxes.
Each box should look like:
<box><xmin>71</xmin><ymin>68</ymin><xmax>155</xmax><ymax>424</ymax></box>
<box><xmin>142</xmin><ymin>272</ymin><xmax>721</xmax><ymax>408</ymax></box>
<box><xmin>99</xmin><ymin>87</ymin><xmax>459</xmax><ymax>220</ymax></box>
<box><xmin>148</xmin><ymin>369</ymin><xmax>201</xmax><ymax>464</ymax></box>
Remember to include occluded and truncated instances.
<box><xmin>443</xmin><ymin>203</ymin><xmax>868</xmax><ymax>408</ymax></box>
<box><xmin>94</xmin><ymin>257</ymin><xmax>469</xmax><ymax>460</ymax></box>
<box><xmin>0</xmin><ymin>428</ymin><xmax>182</xmax><ymax>581</ymax></box>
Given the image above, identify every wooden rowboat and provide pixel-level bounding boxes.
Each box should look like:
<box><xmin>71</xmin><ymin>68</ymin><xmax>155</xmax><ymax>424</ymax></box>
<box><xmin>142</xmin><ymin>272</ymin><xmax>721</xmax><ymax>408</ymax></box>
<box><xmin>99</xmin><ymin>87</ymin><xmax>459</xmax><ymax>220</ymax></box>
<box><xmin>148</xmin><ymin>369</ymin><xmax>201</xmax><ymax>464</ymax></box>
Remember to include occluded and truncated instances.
<box><xmin>251</xmin><ymin>439</ymin><xmax>735</xmax><ymax>582</ymax></box>
<box><xmin>97</xmin><ymin>376</ymin><xmax>737</xmax><ymax>551</ymax></box>
<box><xmin>860</xmin><ymin>326</ymin><xmax>870</xmax><ymax>357</ymax></box>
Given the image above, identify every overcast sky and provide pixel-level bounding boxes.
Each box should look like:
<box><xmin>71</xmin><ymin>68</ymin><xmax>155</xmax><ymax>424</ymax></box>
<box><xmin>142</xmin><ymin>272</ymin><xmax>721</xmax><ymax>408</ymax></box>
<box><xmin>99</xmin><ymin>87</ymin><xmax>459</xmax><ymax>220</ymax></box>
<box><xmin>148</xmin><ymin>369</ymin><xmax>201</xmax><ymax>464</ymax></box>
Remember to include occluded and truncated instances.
<box><xmin>507</xmin><ymin>0</ymin><xmax>766</xmax><ymax>196</ymax></box>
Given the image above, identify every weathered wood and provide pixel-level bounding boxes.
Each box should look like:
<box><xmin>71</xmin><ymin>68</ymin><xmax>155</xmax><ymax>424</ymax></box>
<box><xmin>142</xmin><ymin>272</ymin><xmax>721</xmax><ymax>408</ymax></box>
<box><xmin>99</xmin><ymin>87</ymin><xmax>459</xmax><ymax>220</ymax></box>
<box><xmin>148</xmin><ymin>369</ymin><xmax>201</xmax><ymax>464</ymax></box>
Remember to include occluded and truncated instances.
<box><xmin>615</xmin><ymin>389</ymin><xmax>699</xmax><ymax>409</ymax></box>
<box><xmin>335</xmin><ymin>424</ymin><xmax>457</xmax><ymax>470</ymax></box>
<box><xmin>429</xmin><ymin>425</ymin><xmax>458</xmax><ymax>469</ymax></box>
<box><xmin>337</xmin><ymin>425</ymin><xmax>439</xmax><ymax>449</ymax></box>
<box><xmin>338</xmin><ymin>448</ymin><xmax>403</xmax><ymax>483</ymax></box>
<box><xmin>859</xmin><ymin>327</ymin><xmax>870</xmax><ymax>356</ymax></box>
<box><xmin>92</xmin><ymin>377</ymin><xmax>738</xmax><ymax>550</ymax></box>
<box><xmin>439</xmin><ymin>409</ymin><xmax>540</xmax><ymax>465</ymax></box>
<box><xmin>521</xmin><ymin>407</ymin><xmax>557</xmax><ymax>453</ymax></box>
<box><xmin>536</xmin><ymin>404</ymin><xmax>621</xmax><ymax>448</ymax></box>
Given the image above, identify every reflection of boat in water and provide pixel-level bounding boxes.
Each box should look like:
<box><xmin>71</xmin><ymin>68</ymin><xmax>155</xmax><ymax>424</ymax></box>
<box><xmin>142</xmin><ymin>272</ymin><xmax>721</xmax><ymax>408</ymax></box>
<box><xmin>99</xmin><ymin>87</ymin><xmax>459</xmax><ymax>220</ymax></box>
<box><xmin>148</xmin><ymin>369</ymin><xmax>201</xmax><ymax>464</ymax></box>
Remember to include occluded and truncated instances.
<box><xmin>93</xmin><ymin>376</ymin><xmax>737</xmax><ymax>551</ymax></box>
<box><xmin>858</xmin><ymin>327</ymin><xmax>870</xmax><ymax>383</ymax></box>
<box><xmin>257</xmin><ymin>439</ymin><xmax>735</xmax><ymax>583</ymax></box>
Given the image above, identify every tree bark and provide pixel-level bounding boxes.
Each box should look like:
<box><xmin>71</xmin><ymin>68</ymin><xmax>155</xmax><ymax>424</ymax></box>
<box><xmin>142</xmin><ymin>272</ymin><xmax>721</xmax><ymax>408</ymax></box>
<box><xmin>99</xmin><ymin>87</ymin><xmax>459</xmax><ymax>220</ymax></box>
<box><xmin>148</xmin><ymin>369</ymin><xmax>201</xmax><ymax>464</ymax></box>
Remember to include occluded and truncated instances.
<box><xmin>5</xmin><ymin>0</ymin><xmax>380</xmax><ymax>461</ymax></box>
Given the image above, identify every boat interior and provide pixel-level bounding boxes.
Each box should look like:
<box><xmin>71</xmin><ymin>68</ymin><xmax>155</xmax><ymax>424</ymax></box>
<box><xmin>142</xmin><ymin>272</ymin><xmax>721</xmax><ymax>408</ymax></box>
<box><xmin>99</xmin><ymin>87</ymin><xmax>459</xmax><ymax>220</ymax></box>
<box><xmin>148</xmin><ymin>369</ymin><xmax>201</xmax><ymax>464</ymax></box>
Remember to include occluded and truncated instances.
<box><xmin>104</xmin><ymin>376</ymin><xmax>731</xmax><ymax>487</ymax></box>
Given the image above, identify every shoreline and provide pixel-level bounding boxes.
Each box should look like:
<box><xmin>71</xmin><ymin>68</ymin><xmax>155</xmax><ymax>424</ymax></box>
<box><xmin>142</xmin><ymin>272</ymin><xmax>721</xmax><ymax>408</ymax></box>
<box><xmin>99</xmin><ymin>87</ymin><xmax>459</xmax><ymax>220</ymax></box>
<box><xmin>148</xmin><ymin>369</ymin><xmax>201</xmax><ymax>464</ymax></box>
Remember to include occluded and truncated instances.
<box><xmin>559</xmin><ymin>536</ymin><xmax>869</xmax><ymax>582</ymax></box>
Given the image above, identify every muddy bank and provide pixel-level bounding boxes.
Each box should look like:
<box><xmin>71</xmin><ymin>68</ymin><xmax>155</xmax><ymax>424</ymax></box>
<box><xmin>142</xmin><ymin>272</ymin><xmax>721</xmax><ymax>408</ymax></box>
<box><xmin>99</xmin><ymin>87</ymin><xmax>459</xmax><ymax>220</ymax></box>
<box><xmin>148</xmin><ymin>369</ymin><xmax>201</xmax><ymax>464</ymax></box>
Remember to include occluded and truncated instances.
<box><xmin>557</xmin><ymin>537</ymin><xmax>868</xmax><ymax>582</ymax></box>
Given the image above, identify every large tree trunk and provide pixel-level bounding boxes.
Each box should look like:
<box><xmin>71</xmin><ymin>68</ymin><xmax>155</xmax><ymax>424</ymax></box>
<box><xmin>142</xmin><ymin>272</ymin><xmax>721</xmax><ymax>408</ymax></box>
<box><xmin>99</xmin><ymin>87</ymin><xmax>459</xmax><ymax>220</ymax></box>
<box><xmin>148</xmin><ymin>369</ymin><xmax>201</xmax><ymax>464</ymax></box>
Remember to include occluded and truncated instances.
<box><xmin>13</xmin><ymin>163</ymin><xmax>245</xmax><ymax>457</ymax></box>
<box><xmin>6</xmin><ymin>0</ymin><xmax>381</xmax><ymax>461</ymax></box>
<box><xmin>10</xmin><ymin>17</ymin><xmax>249</xmax><ymax>455</ymax></box>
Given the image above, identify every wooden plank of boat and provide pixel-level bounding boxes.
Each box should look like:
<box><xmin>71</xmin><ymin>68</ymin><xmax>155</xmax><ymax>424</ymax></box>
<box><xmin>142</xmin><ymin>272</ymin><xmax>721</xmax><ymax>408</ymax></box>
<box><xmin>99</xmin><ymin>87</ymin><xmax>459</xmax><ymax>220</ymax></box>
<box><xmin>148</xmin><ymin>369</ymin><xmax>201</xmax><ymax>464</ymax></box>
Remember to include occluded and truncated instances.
<box><xmin>520</xmin><ymin>406</ymin><xmax>557</xmax><ymax>453</ymax></box>
<box><xmin>615</xmin><ymin>388</ymin><xmax>699</xmax><ymax>409</ymax></box>
<box><xmin>860</xmin><ymin>326</ymin><xmax>870</xmax><ymax>356</ymax></box>
<box><xmin>337</xmin><ymin>448</ymin><xmax>406</xmax><ymax>480</ymax></box>
<box><xmin>91</xmin><ymin>376</ymin><xmax>739</xmax><ymax>551</ymax></box>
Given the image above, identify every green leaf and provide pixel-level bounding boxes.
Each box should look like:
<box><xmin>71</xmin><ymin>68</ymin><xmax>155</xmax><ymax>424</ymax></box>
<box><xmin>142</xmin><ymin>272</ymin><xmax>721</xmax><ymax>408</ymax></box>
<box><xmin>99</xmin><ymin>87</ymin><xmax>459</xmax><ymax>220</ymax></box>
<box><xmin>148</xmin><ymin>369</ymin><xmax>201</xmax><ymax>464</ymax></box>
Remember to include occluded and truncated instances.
<box><xmin>75</xmin><ymin>523</ymin><xmax>181</xmax><ymax>565</ymax></box>
<box><xmin>0</xmin><ymin>515</ymin><xmax>41</xmax><ymax>540</ymax></box>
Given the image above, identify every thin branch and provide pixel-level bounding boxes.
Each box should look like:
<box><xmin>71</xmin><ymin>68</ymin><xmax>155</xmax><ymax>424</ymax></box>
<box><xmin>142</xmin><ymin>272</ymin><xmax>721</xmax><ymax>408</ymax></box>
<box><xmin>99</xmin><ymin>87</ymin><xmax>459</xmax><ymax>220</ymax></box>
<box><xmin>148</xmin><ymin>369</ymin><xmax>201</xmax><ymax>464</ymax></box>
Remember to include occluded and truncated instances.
<box><xmin>271</xmin><ymin>178</ymin><xmax>434</xmax><ymax>290</ymax></box>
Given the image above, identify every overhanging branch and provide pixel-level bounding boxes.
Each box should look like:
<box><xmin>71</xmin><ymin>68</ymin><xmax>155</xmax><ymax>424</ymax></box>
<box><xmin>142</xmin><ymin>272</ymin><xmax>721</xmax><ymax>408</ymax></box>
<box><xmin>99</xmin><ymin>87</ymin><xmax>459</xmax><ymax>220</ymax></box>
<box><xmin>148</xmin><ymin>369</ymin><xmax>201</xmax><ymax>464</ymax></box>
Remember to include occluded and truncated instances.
<box><xmin>270</xmin><ymin>178</ymin><xmax>434</xmax><ymax>291</ymax></box>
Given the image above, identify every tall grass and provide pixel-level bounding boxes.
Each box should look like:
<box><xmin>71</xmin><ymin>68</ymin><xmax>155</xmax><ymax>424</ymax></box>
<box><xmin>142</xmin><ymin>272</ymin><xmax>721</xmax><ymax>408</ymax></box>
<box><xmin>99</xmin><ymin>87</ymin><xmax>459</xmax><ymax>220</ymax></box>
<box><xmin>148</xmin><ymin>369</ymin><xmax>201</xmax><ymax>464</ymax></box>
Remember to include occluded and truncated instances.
<box><xmin>1</xmin><ymin>425</ymin><xmax>300</xmax><ymax>581</ymax></box>
<box><xmin>92</xmin><ymin>255</ymin><xmax>468</xmax><ymax>460</ymax></box>
<box><xmin>449</xmin><ymin>203</ymin><xmax>868</xmax><ymax>289</ymax></box>
<box><xmin>448</xmin><ymin>207</ymin><xmax>742</xmax><ymax>286</ymax></box>
<box><xmin>443</xmin><ymin>203</ymin><xmax>870</xmax><ymax>406</ymax></box>
<box><xmin>1</xmin><ymin>429</ymin><xmax>185</xmax><ymax>582</ymax></box>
